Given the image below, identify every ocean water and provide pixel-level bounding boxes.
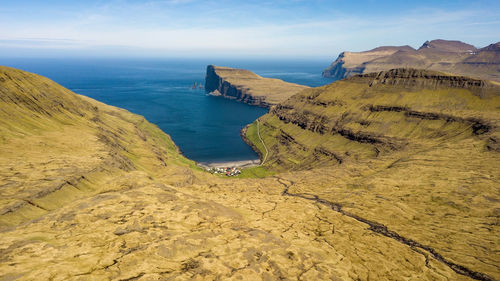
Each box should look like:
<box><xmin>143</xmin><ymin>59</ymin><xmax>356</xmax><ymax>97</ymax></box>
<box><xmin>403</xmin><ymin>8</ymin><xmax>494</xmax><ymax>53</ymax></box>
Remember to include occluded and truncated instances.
<box><xmin>1</xmin><ymin>58</ymin><xmax>333</xmax><ymax>163</ymax></box>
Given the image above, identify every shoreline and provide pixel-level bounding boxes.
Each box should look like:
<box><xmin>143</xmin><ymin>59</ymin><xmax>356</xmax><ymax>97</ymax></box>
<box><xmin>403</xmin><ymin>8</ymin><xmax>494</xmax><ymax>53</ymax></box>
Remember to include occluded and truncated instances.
<box><xmin>197</xmin><ymin>159</ymin><xmax>260</xmax><ymax>169</ymax></box>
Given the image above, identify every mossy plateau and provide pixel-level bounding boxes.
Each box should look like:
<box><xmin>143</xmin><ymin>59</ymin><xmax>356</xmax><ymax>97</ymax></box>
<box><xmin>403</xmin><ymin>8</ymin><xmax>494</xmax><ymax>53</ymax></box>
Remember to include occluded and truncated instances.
<box><xmin>205</xmin><ymin>65</ymin><xmax>309</xmax><ymax>107</ymax></box>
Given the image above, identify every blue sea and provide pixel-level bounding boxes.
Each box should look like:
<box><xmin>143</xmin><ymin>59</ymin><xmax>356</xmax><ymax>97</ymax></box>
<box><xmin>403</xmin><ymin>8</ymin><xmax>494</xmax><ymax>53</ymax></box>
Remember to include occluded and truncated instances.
<box><xmin>1</xmin><ymin>58</ymin><xmax>332</xmax><ymax>163</ymax></box>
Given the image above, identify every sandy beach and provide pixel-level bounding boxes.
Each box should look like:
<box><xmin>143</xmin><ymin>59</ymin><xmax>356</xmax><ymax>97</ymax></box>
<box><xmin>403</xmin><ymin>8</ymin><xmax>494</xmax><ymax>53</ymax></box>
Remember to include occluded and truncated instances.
<box><xmin>198</xmin><ymin>159</ymin><xmax>260</xmax><ymax>169</ymax></box>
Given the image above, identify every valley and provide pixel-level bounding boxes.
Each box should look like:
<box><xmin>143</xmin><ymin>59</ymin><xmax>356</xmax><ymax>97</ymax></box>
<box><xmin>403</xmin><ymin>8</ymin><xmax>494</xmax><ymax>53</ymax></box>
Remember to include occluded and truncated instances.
<box><xmin>0</xmin><ymin>64</ymin><xmax>498</xmax><ymax>281</ymax></box>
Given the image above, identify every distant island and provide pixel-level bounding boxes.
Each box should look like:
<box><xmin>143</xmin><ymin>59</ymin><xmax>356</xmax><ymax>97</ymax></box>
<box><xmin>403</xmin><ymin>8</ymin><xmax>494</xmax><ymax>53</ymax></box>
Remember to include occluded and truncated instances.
<box><xmin>205</xmin><ymin>65</ymin><xmax>309</xmax><ymax>107</ymax></box>
<box><xmin>323</xmin><ymin>39</ymin><xmax>500</xmax><ymax>82</ymax></box>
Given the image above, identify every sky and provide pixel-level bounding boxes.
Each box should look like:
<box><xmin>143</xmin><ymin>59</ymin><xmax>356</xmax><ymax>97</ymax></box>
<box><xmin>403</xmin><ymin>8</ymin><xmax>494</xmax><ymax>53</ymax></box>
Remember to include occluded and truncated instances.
<box><xmin>0</xmin><ymin>0</ymin><xmax>499</xmax><ymax>59</ymax></box>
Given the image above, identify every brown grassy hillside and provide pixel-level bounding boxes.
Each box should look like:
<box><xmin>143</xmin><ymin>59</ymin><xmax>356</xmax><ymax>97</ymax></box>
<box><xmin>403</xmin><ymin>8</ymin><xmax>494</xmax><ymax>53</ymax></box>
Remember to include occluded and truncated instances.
<box><xmin>1</xmin><ymin>66</ymin><xmax>498</xmax><ymax>280</ymax></box>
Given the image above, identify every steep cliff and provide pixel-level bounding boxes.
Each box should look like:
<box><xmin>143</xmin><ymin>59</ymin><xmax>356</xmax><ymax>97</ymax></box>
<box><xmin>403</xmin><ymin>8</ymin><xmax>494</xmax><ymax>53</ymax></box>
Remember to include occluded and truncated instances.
<box><xmin>323</xmin><ymin>39</ymin><xmax>500</xmax><ymax>82</ymax></box>
<box><xmin>252</xmin><ymin>68</ymin><xmax>499</xmax><ymax>170</ymax></box>
<box><xmin>322</xmin><ymin>45</ymin><xmax>416</xmax><ymax>79</ymax></box>
<box><xmin>205</xmin><ymin>65</ymin><xmax>309</xmax><ymax>107</ymax></box>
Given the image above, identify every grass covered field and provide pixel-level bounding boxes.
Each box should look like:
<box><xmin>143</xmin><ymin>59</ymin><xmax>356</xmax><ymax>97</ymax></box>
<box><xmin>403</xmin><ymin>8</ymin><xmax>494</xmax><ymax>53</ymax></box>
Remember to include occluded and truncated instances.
<box><xmin>1</xmin><ymin>66</ymin><xmax>498</xmax><ymax>280</ymax></box>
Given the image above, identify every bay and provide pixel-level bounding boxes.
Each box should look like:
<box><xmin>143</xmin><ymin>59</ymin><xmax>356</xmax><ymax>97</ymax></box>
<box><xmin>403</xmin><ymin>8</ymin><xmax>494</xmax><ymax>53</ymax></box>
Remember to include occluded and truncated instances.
<box><xmin>1</xmin><ymin>57</ymin><xmax>332</xmax><ymax>163</ymax></box>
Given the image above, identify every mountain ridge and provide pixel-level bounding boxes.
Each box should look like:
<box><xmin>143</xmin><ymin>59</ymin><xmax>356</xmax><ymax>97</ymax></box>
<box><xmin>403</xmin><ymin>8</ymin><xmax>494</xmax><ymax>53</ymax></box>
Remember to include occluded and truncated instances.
<box><xmin>252</xmin><ymin>68</ymin><xmax>500</xmax><ymax>170</ymax></box>
<box><xmin>323</xmin><ymin>39</ymin><xmax>500</xmax><ymax>82</ymax></box>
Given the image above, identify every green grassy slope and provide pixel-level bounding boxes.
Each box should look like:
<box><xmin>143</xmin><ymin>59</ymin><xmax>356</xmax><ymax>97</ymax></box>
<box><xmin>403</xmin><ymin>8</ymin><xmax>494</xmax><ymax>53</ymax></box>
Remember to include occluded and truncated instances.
<box><xmin>251</xmin><ymin>68</ymin><xmax>500</xmax><ymax>171</ymax></box>
<box><xmin>0</xmin><ymin>66</ymin><xmax>199</xmax><ymax>229</ymax></box>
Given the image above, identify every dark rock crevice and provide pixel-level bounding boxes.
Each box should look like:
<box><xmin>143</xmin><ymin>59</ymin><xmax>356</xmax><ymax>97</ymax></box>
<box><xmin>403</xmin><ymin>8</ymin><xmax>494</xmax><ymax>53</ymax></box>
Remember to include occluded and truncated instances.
<box><xmin>313</xmin><ymin>147</ymin><xmax>343</xmax><ymax>164</ymax></box>
<box><xmin>22</xmin><ymin>199</ymin><xmax>49</xmax><ymax>212</ymax></box>
<box><xmin>275</xmin><ymin>177</ymin><xmax>496</xmax><ymax>281</ymax></box>
<box><xmin>367</xmin><ymin>104</ymin><xmax>492</xmax><ymax>135</ymax></box>
<box><xmin>360</xmin><ymin>68</ymin><xmax>488</xmax><ymax>89</ymax></box>
<box><xmin>0</xmin><ymin>175</ymin><xmax>90</xmax><ymax>217</ymax></box>
<box><xmin>272</xmin><ymin>105</ymin><xmax>401</xmax><ymax>149</ymax></box>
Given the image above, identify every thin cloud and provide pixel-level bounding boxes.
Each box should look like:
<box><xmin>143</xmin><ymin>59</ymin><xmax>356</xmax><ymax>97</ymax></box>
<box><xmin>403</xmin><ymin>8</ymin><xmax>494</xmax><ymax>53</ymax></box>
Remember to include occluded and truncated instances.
<box><xmin>0</xmin><ymin>1</ymin><xmax>498</xmax><ymax>57</ymax></box>
<box><xmin>0</xmin><ymin>38</ymin><xmax>84</xmax><ymax>49</ymax></box>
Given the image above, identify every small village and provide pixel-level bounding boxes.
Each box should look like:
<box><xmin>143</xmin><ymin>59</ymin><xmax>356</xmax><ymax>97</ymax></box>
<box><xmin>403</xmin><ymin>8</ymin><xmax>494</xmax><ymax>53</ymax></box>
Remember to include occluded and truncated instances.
<box><xmin>207</xmin><ymin>166</ymin><xmax>241</xmax><ymax>177</ymax></box>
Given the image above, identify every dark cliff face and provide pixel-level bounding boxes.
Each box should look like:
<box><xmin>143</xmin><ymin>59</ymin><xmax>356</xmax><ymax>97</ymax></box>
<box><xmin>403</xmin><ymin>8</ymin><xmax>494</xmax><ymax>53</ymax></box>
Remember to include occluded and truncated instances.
<box><xmin>347</xmin><ymin>68</ymin><xmax>499</xmax><ymax>98</ymax></box>
<box><xmin>322</xmin><ymin>53</ymin><xmax>350</xmax><ymax>80</ymax></box>
<box><xmin>322</xmin><ymin>53</ymin><xmax>367</xmax><ymax>80</ymax></box>
<box><xmin>352</xmin><ymin>68</ymin><xmax>486</xmax><ymax>88</ymax></box>
<box><xmin>204</xmin><ymin>65</ymin><xmax>271</xmax><ymax>107</ymax></box>
<box><xmin>204</xmin><ymin>65</ymin><xmax>220</xmax><ymax>93</ymax></box>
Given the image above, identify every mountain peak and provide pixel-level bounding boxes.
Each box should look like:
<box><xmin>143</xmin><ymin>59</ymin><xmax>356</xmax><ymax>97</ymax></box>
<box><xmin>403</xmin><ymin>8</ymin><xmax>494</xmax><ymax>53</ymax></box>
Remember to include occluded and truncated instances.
<box><xmin>481</xmin><ymin>42</ymin><xmax>500</xmax><ymax>51</ymax></box>
<box><xmin>368</xmin><ymin>45</ymin><xmax>416</xmax><ymax>52</ymax></box>
<box><xmin>417</xmin><ymin>39</ymin><xmax>477</xmax><ymax>52</ymax></box>
<box><xmin>323</xmin><ymin>39</ymin><xmax>498</xmax><ymax>82</ymax></box>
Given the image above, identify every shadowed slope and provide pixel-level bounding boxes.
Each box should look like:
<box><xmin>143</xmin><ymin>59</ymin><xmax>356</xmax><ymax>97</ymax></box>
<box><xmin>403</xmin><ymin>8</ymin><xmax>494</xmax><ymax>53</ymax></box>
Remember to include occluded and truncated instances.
<box><xmin>0</xmin><ymin>66</ymin><xmax>201</xmax><ymax>229</ymax></box>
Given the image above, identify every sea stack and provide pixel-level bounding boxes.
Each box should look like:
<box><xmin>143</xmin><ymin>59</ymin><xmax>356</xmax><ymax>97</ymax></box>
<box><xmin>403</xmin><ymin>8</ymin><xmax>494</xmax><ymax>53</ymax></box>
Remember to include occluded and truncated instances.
<box><xmin>205</xmin><ymin>65</ymin><xmax>309</xmax><ymax>107</ymax></box>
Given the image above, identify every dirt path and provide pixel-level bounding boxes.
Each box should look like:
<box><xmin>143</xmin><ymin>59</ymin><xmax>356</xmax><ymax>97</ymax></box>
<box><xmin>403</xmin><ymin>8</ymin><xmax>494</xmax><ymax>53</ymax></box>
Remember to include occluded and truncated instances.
<box><xmin>257</xmin><ymin>119</ymin><xmax>269</xmax><ymax>165</ymax></box>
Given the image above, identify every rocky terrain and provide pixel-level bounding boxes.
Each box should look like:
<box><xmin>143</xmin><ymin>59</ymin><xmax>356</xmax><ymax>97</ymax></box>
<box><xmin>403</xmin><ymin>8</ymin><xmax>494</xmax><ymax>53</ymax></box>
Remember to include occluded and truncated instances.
<box><xmin>205</xmin><ymin>65</ymin><xmax>309</xmax><ymax>107</ymax></box>
<box><xmin>322</xmin><ymin>39</ymin><xmax>500</xmax><ymax>82</ymax></box>
<box><xmin>0</xmin><ymin>65</ymin><xmax>499</xmax><ymax>281</ymax></box>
